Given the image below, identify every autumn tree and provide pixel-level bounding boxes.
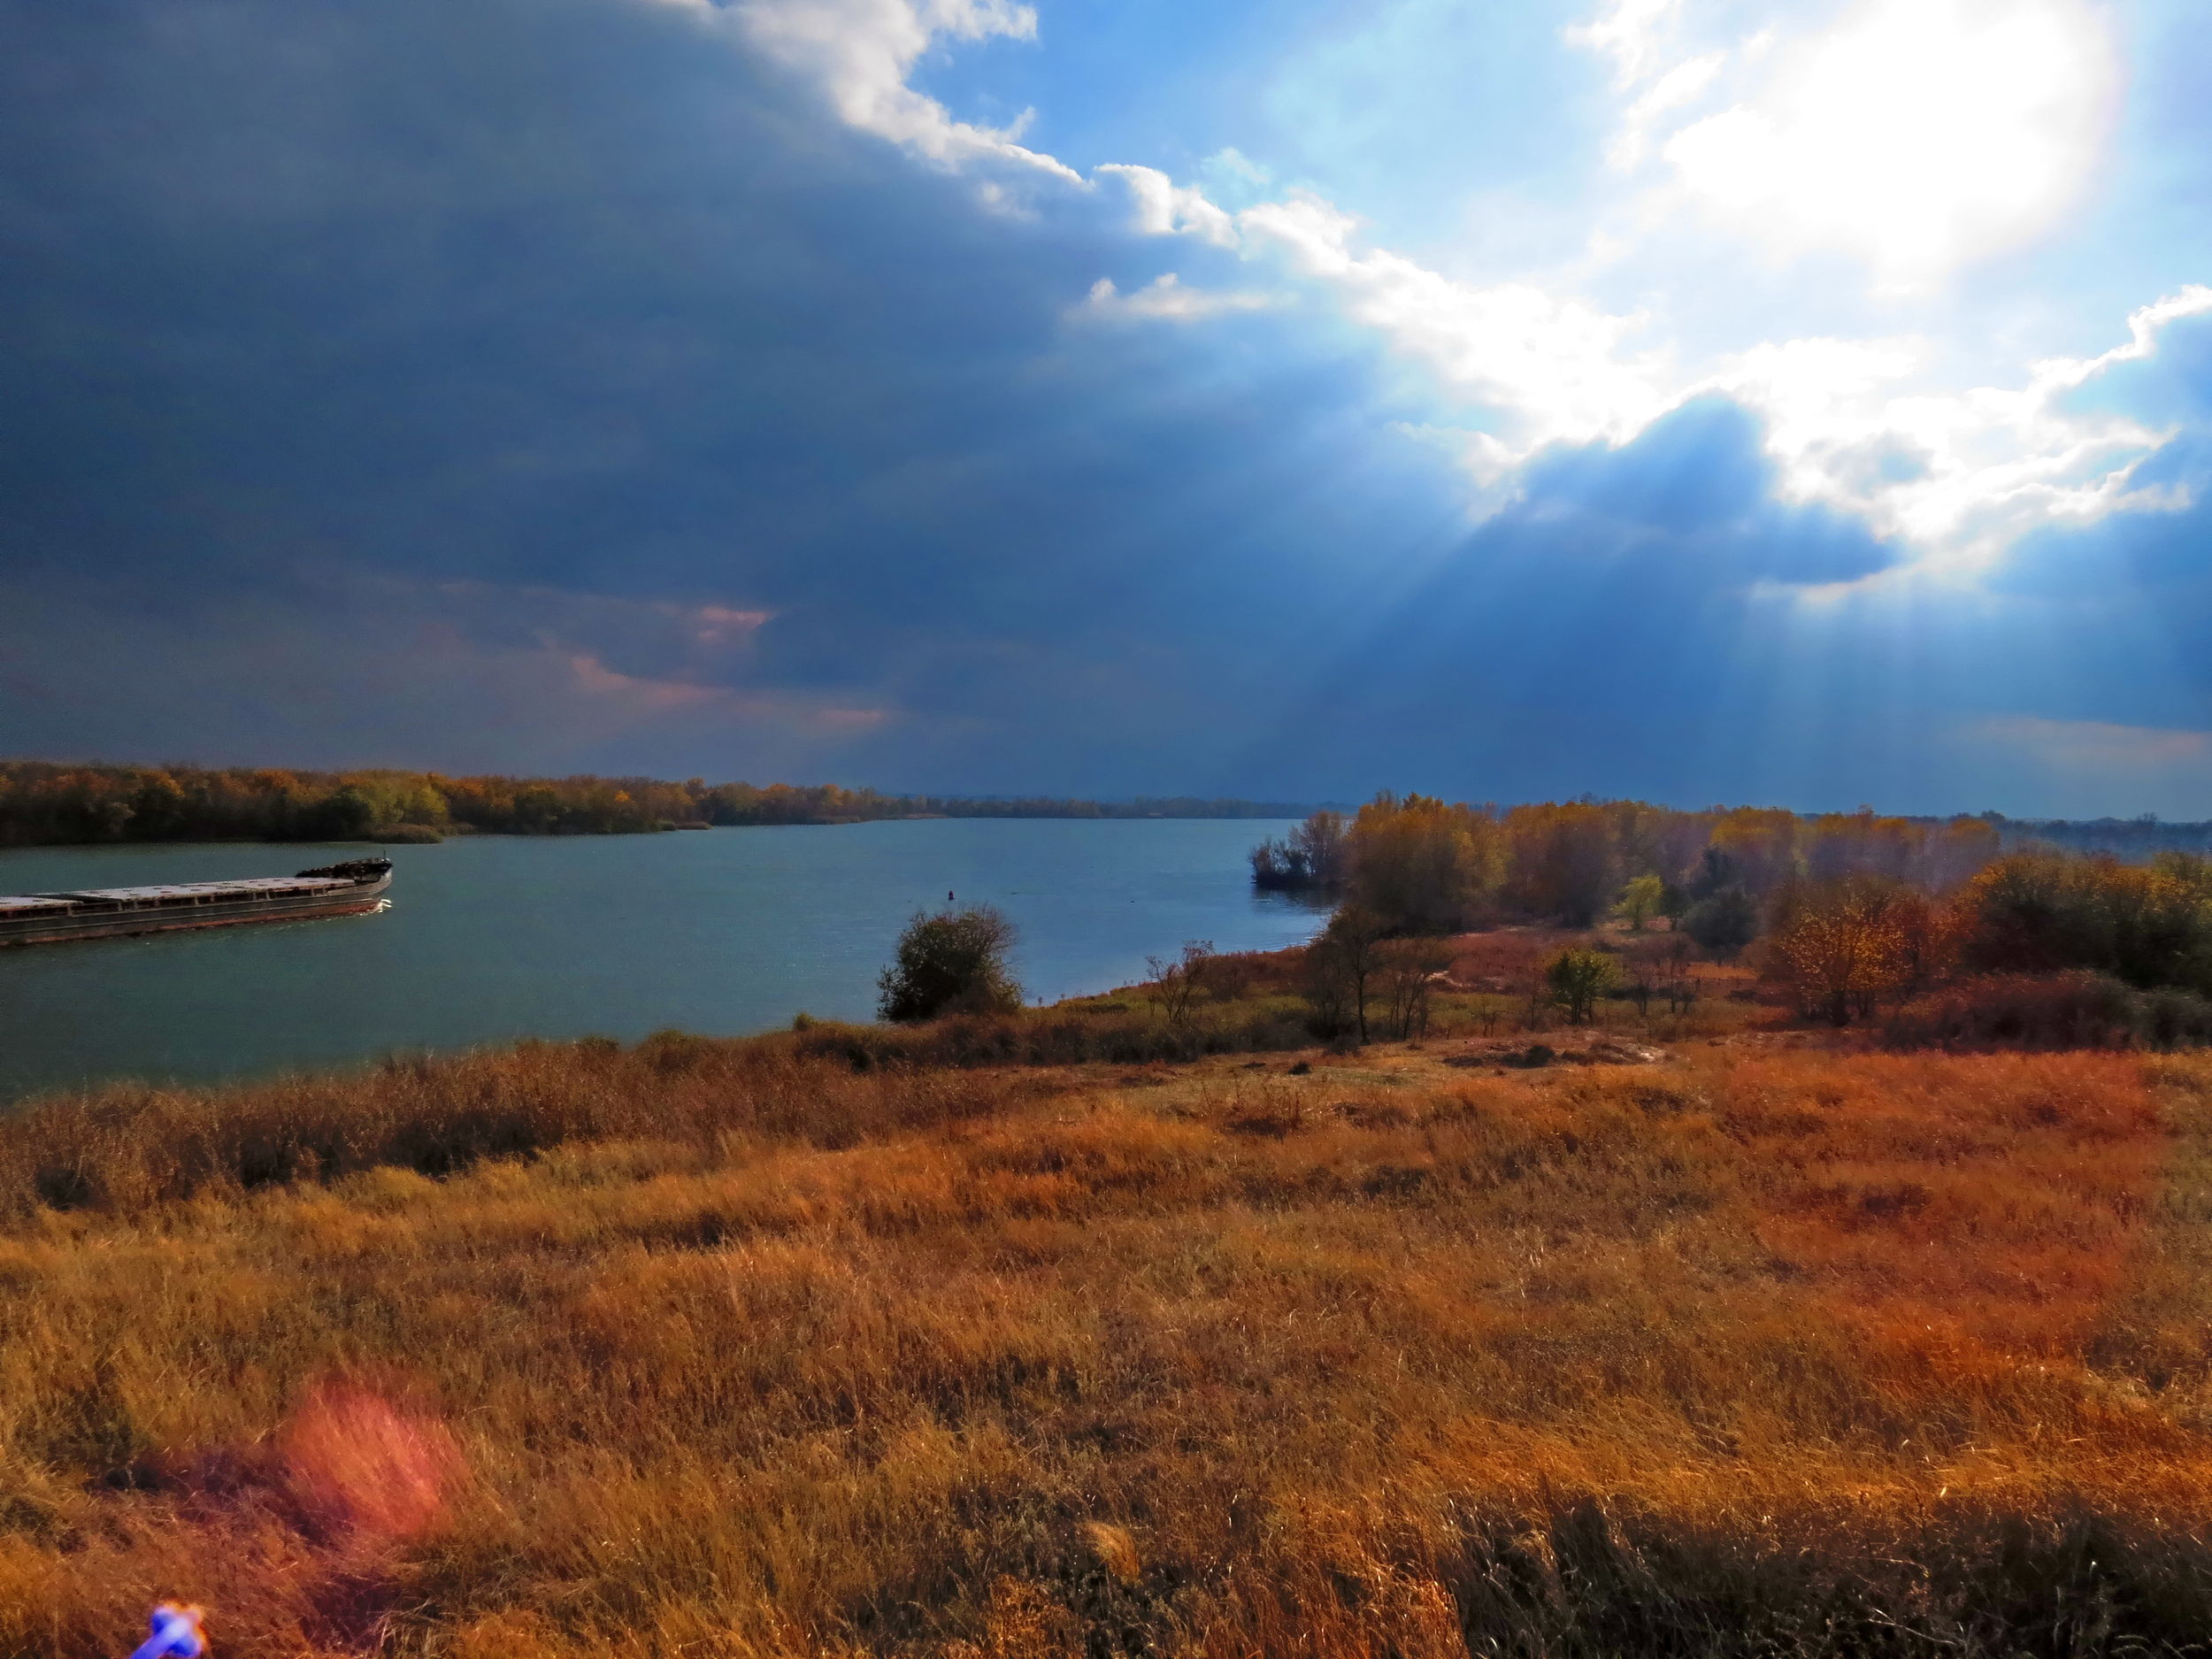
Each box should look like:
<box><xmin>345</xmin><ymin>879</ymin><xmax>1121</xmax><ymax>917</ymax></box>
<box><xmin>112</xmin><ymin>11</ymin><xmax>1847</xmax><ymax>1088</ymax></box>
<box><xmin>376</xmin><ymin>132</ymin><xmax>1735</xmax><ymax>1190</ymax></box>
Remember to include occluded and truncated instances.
<box><xmin>1803</xmin><ymin>809</ymin><xmax>1922</xmax><ymax>884</ymax></box>
<box><xmin>1342</xmin><ymin>795</ymin><xmax>1499</xmax><ymax>933</ymax></box>
<box><xmin>1767</xmin><ymin>879</ymin><xmax>1912</xmax><ymax>1025</ymax></box>
<box><xmin>1504</xmin><ymin>802</ymin><xmax>1619</xmax><ymax>926</ymax></box>
<box><xmin>1920</xmin><ymin>815</ymin><xmax>2002</xmax><ymax>891</ymax></box>
<box><xmin>1707</xmin><ymin>807</ymin><xmax>1801</xmax><ymax>897</ymax></box>
<box><xmin>1951</xmin><ymin>851</ymin><xmax>2212</xmax><ymax>993</ymax></box>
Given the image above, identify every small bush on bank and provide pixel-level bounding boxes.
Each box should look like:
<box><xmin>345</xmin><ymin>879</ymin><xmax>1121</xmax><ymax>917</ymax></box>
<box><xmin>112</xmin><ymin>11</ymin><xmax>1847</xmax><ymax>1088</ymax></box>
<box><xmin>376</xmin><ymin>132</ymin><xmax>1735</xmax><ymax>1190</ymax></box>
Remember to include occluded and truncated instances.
<box><xmin>879</xmin><ymin>906</ymin><xmax>1024</xmax><ymax>1022</ymax></box>
<box><xmin>1886</xmin><ymin>971</ymin><xmax>2212</xmax><ymax>1052</ymax></box>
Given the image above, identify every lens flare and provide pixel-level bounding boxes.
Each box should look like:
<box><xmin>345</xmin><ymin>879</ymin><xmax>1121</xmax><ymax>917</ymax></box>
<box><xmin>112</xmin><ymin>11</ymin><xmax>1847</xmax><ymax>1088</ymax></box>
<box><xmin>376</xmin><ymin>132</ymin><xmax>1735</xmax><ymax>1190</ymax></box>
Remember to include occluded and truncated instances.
<box><xmin>280</xmin><ymin>1381</ymin><xmax>463</xmax><ymax>1554</ymax></box>
<box><xmin>127</xmin><ymin>1602</ymin><xmax>205</xmax><ymax>1659</ymax></box>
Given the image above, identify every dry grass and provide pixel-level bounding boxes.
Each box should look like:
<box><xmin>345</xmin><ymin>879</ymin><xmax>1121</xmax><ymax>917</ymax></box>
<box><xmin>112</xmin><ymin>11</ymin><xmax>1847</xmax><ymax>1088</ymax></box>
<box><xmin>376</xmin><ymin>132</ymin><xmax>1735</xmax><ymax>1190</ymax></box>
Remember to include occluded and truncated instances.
<box><xmin>2</xmin><ymin>1033</ymin><xmax>2210</xmax><ymax>1655</ymax></box>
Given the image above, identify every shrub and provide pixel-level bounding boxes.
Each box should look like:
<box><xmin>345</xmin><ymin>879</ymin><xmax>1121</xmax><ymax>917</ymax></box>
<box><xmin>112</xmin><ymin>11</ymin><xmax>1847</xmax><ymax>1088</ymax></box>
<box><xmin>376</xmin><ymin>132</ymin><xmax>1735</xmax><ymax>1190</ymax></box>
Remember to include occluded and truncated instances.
<box><xmin>1952</xmin><ymin>851</ymin><xmax>2212</xmax><ymax>992</ymax></box>
<box><xmin>1683</xmin><ymin>887</ymin><xmax>1758</xmax><ymax>959</ymax></box>
<box><xmin>1885</xmin><ymin>971</ymin><xmax>2212</xmax><ymax>1052</ymax></box>
<box><xmin>1249</xmin><ymin>809</ymin><xmax>1351</xmax><ymax>891</ymax></box>
<box><xmin>2141</xmin><ymin>986</ymin><xmax>2212</xmax><ymax>1049</ymax></box>
<box><xmin>877</xmin><ymin>906</ymin><xmax>1024</xmax><ymax>1023</ymax></box>
<box><xmin>1144</xmin><ymin>940</ymin><xmax>1216</xmax><ymax>1025</ymax></box>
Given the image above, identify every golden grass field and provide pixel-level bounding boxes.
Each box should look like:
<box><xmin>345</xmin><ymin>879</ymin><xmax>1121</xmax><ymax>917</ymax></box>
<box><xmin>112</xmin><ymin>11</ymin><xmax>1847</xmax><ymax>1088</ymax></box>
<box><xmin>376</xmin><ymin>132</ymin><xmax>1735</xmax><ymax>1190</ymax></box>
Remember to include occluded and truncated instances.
<box><xmin>4</xmin><ymin>1004</ymin><xmax>2212</xmax><ymax>1655</ymax></box>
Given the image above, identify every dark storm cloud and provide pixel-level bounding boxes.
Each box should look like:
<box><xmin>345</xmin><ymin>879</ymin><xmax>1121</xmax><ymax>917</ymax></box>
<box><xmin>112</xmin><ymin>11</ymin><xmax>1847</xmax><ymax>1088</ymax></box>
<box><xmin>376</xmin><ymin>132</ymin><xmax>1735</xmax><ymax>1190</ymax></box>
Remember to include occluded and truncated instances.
<box><xmin>1510</xmin><ymin>398</ymin><xmax>1896</xmax><ymax>585</ymax></box>
<box><xmin>0</xmin><ymin>0</ymin><xmax>1483</xmax><ymax>791</ymax></box>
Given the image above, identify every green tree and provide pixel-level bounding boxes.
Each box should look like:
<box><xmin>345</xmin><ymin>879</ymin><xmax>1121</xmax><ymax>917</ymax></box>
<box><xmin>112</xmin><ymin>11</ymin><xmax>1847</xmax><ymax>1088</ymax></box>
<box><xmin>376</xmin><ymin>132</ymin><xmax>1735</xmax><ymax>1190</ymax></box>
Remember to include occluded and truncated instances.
<box><xmin>306</xmin><ymin>785</ymin><xmax>378</xmax><ymax>841</ymax></box>
<box><xmin>1544</xmin><ymin>948</ymin><xmax>1619</xmax><ymax>1025</ymax></box>
<box><xmin>878</xmin><ymin>906</ymin><xmax>1025</xmax><ymax>1022</ymax></box>
<box><xmin>1614</xmin><ymin>873</ymin><xmax>1665</xmax><ymax>932</ymax></box>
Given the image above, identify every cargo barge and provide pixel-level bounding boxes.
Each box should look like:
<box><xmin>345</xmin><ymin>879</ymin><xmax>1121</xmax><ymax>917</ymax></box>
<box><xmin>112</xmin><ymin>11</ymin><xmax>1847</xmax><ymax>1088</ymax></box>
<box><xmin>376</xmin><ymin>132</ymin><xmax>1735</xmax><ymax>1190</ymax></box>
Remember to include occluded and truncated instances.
<box><xmin>0</xmin><ymin>857</ymin><xmax>392</xmax><ymax>947</ymax></box>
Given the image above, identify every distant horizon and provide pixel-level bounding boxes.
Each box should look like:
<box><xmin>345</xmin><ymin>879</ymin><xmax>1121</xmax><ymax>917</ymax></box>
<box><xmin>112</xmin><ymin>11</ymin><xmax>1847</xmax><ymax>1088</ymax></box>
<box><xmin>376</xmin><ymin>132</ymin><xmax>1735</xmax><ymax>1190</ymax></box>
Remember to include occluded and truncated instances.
<box><xmin>5</xmin><ymin>756</ymin><xmax>2211</xmax><ymax>835</ymax></box>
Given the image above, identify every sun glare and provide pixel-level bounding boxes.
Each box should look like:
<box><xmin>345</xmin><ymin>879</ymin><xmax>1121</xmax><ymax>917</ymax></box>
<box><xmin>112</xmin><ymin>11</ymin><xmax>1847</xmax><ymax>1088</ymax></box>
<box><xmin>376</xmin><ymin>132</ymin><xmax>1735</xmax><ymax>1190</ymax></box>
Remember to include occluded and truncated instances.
<box><xmin>1663</xmin><ymin>0</ymin><xmax>2119</xmax><ymax>286</ymax></box>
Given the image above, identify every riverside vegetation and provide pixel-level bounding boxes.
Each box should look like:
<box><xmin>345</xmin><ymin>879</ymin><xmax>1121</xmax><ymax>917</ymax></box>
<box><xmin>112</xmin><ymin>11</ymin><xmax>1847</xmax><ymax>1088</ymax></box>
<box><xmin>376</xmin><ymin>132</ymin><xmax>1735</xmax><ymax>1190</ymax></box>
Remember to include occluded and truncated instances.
<box><xmin>11</xmin><ymin>796</ymin><xmax>2212</xmax><ymax>1653</ymax></box>
<box><xmin>1268</xmin><ymin>792</ymin><xmax>2212</xmax><ymax>1048</ymax></box>
<box><xmin>0</xmin><ymin>761</ymin><xmax>1307</xmax><ymax>846</ymax></box>
<box><xmin>7</xmin><ymin>757</ymin><xmax>2208</xmax><ymax>855</ymax></box>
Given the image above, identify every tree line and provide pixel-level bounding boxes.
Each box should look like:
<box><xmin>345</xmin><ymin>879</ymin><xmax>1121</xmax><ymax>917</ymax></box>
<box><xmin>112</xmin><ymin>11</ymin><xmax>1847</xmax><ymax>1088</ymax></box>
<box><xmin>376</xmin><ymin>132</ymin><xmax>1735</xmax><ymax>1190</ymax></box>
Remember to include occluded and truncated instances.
<box><xmin>0</xmin><ymin>760</ymin><xmax>1317</xmax><ymax>846</ymax></box>
<box><xmin>1255</xmin><ymin>795</ymin><xmax>2004</xmax><ymax>926</ymax></box>
<box><xmin>1261</xmin><ymin>792</ymin><xmax>2212</xmax><ymax>1044</ymax></box>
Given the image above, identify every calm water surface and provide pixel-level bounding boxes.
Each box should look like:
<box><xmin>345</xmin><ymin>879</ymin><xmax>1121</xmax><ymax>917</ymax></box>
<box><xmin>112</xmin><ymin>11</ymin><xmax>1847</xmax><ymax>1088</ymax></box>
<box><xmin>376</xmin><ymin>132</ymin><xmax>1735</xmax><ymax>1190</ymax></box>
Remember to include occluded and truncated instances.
<box><xmin>0</xmin><ymin>820</ymin><xmax>1325</xmax><ymax>1102</ymax></box>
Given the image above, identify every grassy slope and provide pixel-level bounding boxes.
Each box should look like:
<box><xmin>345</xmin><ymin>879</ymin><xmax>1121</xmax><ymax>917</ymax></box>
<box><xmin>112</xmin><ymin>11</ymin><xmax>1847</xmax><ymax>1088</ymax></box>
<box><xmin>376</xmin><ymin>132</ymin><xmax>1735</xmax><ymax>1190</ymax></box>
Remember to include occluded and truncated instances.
<box><xmin>3</xmin><ymin>1002</ymin><xmax>2212</xmax><ymax>1654</ymax></box>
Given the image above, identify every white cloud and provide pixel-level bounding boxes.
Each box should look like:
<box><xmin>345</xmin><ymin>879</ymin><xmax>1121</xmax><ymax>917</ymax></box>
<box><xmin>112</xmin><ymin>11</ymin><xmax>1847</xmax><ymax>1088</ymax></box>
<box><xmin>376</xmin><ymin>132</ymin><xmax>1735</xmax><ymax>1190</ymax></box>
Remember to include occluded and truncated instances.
<box><xmin>1701</xmin><ymin>288</ymin><xmax>2212</xmax><ymax>559</ymax></box>
<box><xmin>1078</xmin><ymin>274</ymin><xmax>1275</xmax><ymax>322</ymax></box>
<box><xmin>1098</xmin><ymin>164</ymin><xmax>1238</xmax><ymax>246</ymax></box>
<box><xmin>1237</xmin><ymin>195</ymin><xmax>1671</xmax><ymax>457</ymax></box>
<box><xmin>1566</xmin><ymin>0</ymin><xmax>1684</xmax><ymax>88</ymax></box>
<box><xmin>1607</xmin><ymin>51</ymin><xmax>1722</xmax><ymax>168</ymax></box>
<box><xmin>728</xmin><ymin>0</ymin><xmax>1077</xmax><ymax>178</ymax></box>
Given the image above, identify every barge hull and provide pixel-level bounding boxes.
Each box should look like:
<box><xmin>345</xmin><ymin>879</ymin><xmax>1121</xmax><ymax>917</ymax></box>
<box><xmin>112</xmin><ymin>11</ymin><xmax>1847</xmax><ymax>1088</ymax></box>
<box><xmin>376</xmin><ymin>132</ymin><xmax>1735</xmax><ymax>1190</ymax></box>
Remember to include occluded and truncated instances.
<box><xmin>0</xmin><ymin>890</ymin><xmax>389</xmax><ymax>947</ymax></box>
<box><xmin>0</xmin><ymin>864</ymin><xmax>393</xmax><ymax>948</ymax></box>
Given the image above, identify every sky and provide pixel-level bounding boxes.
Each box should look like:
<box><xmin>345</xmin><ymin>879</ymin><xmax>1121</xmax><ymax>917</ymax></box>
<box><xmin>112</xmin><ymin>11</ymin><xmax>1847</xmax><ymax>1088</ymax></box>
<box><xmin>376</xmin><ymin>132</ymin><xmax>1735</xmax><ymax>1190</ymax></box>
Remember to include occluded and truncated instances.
<box><xmin>2</xmin><ymin>0</ymin><xmax>2209</xmax><ymax>816</ymax></box>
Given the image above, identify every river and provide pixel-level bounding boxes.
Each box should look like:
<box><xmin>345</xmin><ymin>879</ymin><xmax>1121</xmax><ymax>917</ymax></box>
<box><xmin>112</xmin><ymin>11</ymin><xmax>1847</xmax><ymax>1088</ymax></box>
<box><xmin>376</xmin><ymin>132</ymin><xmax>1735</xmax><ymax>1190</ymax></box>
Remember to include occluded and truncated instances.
<box><xmin>0</xmin><ymin>818</ymin><xmax>1326</xmax><ymax>1102</ymax></box>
